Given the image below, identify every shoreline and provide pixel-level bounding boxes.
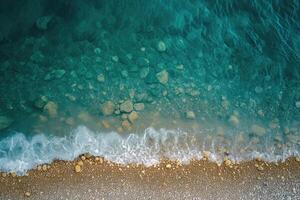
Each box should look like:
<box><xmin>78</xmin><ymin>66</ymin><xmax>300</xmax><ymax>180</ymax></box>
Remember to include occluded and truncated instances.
<box><xmin>1</xmin><ymin>157</ymin><xmax>299</xmax><ymax>200</ymax></box>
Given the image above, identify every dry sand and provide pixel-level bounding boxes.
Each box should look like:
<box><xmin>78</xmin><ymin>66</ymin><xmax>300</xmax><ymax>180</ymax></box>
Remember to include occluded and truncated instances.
<box><xmin>0</xmin><ymin>157</ymin><xmax>300</xmax><ymax>200</ymax></box>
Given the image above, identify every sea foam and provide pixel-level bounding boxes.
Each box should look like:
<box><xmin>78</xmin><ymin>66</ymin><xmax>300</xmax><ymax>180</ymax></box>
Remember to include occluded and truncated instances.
<box><xmin>0</xmin><ymin>126</ymin><xmax>299</xmax><ymax>175</ymax></box>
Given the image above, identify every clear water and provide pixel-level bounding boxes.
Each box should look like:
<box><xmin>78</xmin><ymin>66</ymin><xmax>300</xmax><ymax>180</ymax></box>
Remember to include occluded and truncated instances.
<box><xmin>0</xmin><ymin>0</ymin><xmax>299</xmax><ymax>175</ymax></box>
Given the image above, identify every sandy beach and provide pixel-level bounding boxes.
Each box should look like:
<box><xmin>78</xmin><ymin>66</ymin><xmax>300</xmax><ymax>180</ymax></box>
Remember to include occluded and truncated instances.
<box><xmin>0</xmin><ymin>157</ymin><xmax>299</xmax><ymax>200</ymax></box>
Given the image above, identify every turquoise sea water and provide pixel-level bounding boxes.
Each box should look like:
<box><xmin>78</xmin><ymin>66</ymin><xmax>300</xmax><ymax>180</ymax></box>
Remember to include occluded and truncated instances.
<box><xmin>0</xmin><ymin>0</ymin><xmax>299</xmax><ymax>174</ymax></box>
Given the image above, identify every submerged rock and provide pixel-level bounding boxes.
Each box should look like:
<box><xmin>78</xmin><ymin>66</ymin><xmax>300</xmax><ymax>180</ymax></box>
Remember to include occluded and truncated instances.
<box><xmin>120</xmin><ymin>100</ymin><xmax>133</xmax><ymax>113</ymax></box>
<box><xmin>140</xmin><ymin>67</ymin><xmax>150</xmax><ymax>79</ymax></box>
<box><xmin>229</xmin><ymin>115</ymin><xmax>239</xmax><ymax>126</ymax></box>
<box><xmin>251</xmin><ymin>124</ymin><xmax>266</xmax><ymax>136</ymax></box>
<box><xmin>34</xmin><ymin>96</ymin><xmax>48</xmax><ymax>109</ymax></box>
<box><xmin>0</xmin><ymin>116</ymin><xmax>13</xmax><ymax>130</ymax></box>
<box><xmin>186</xmin><ymin>111</ymin><xmax>196</xmax><ymax>119</ymax></box>
<box><xmin>36</xmin><ymin>15</ymin><xmax>53</xmax><ymax>30</ymax></box>
<box><xmin>134</xmin><ymin>103</ymin><xmax>145</xmax><ymax>111</ymax></box>
<box><xmin>101</xmin><ymin>101</ymin><xmax>115</xmax><ymax>116</ymax></box>
<box><xmin>128</xmin><ymin>111</ymin><xmax>139</xmax><ymax>123</ymax></box>
<box><xmin>157</xmin><ymin>41</ymin><xmax>166</xmax><ymax>52</ymax></box>
<box><xmin>44</xmin><ymin>69</ymin><xmax>66</xmax><ymax>80</ymax></box>
<box><xmin>43</xmin><ymin>101</ymin><xmax>58</xmax><ymax>117</ymax></box>
<box><xmin>97</xmin><ymin>74</ymin><xmax>105</xmax><ymax>82</ymax></box>
<box><xmin>156</xmin><ymin>70</ymin><xmax>169</xmax><ymax>84</ymax></box>
<box><xmin>296</xmin><ymin>101</ymin><xmax>300</xmax><ymax>108</ymax></box>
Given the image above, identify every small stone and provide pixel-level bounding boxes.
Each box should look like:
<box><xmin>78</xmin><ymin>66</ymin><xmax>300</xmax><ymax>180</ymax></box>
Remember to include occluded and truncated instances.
<box><xmin>97</xmin><ymin>74</ymin><xmax>105</xmax><ymax>82</ymax></box>
<box><xmin>36</xmin><ymin>15</ymin><xmax>52</xmax><ymax>30</ymax></box>
<box><xmin>0</xmin><ymin>116</ymin><xmax>13</xmax><ymax>130</ymax></box>
<box><xmin>11</xmin><ymin>172</ymin><xmax>16</xmax><ymax>177</ymax></box>
<box><xmin>42</xmin><ymin>164</ymin><xmax>47</xmax><ymax>171</ymax></box>
<box><xmin>2</xmin><ymin>172</ymin><xmax>7</xmax><ymax>177</ymax></box>
<box><xmin>78</xmin><ymin>112</ymin><xmax>92</xmax><ymax>122</ymax></box>
<box><xmin>229</xmin><ymin>115</ymin><xmax>239</xmax><ymax>126</ymax></box>
<box><xmin>65</xmin><ymin>93</ymin><xmax>76</xmax><ymax>102</ymax></box>
<box><xmin>157</xmin><ymin>41</ymin><xmax>166</xmax><ymax>52</ymax></box>
<box><xmin>94</xmin><ymin>48</ymin><xmax>101</xmax><ymax>55</ymax></box>
<box><xmin>101</xmin><ymin>101</ymin><xmax>115</xmax><ymax>116</ymax></box>
<box><xmin>81</xmin><ymin>155</ymin><xmax>86</xmax><ymax>161</ymax></box>
<box><xmin>165</xmin><ymin>164</ymin><xmax>172</xmax><ymax>169</ymax></box>
<box><xmin>34</xmin><ymin>96</ymin><xmax>48</xmax><ymax>109</ymax></box>
<box><xmin>77</xmin><ymin>160</ymin><xmax>84</xmax><ymax>166</ymax></box>
<box><xmin>37</xmin><ymin>166</ymin><xmax>42</xmax><ymax>171</ymax></box>
<box><xmin>112</xmin><ymin>56</ymin><xmax>119</xmax><ymax>62</ymax></box>
<box><xmin>43</xmin><ymin>101</ymin><xmax>58</xmax><ymax>118</ymax></box>
<box><xmin>121</xmin><ymin>70</ymin><xmax>129</xmax><ymax>78</ymax></box>
<box><xmin>296</xmin><ymin>101</ymin><xmax>300</xmax><ymax>108</ymax></box>
<box><xmin>156</xmin><ymin>70</ymin><xmax>169</xmax><ymax>84</ymax></box>
<box><xmin>255</xmin><ymin>86</ymin><xmax>263</xmax><ymax>93</ymax></box>
<box><xmin>65</xmin><ymin>117</ymin><xmax>75</xmax><ymax>126</ymax></box>
<box><xmin>176</xmin><ymin>64</ymin><xmax>184</xmax><ymax>70</ymax></box>
<box><xmin>75</xmin><ymin>165</ymin><xmax>81</xmax><ymax>173</ymax></box>
<box><xmin>224</xmin><ymin>159</ymin><xmax>232</xmax><ymax>167</ymax></box>
<box><xmin>255</xmin><ymin>164</ymin><xmax>264</xmax><ymax>171</ymax></box>
<box><xmin>120</xmin><ymin>100</ymin><xmax>133</xmax><ymax>113</ymax></box>
<box><xmin>102</xmin><ymin>120</ymin><xmax>110</xmax><ymax>129</ymax></box>
<box><xmin>44</xmin><ymin>69</ymin><xmax>66</xmax><ymax>81</ymax></box>
<box><xmin>134</xmin><ymin>103</ymin><xmax>145</xmax><ymax>111</ymax></box>
<box><xmin>121</xmin><ymin>120</ymin><xmax>131</xmax><ymax>130</ymax></box>
<box><xmin>24</xmin><ymin>191</ymin><xmax>31</xmax><ymax>197</ymax></box>
<box><xmin>140</xmin><ymin>67</ymin><xmax>150</xmax><ymax>79</ymax></box>
<box><xmin>121</xmin><ymin>114</ymin><xmax>128</xmax><ymax>120</ymax></box>
<box><xmin>186</xmin><ymin>111</ymin><xmax>196</xmax><ymax>119</ymax></box>
<box><xmin>128</xmin><ymin>111</ymin><xmax>139</xmax><ymax>123</ymax></box>
<box><xmin>251</xmin><ymin>124</ymin><xmax>266</xmax><ymax>136</ymax></box>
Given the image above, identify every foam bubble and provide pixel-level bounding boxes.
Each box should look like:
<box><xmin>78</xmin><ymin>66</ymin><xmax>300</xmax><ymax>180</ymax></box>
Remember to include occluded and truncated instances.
<box><xmin>0</xmin><ymin>126</ymin><xmax>299</xmax><ymax>175</ymax></box>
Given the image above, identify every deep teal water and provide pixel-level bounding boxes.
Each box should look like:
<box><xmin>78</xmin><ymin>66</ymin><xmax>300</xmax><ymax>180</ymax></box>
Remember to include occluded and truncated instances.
<box><xmin>0</xmin><ymin>0</ymin><xmax>299</xmax><ymax>174</ymax></box>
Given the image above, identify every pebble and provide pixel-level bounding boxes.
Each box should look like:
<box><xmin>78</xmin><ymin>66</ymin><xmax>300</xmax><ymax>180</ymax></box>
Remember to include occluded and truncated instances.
<box><xmin>128</xmin><ymin>111</ymin><xmax>139</xmax><ymax>123</ymax></box>
<box><xmin>140</xmin><ymin>67</ymin><xmax>150</xmax><ymax>79</ymax></box>
<box><xmin>101</xmin><ymin>101</ymin><xmax>115</xmax><ymax>116</ymax></box>
<box><xmin>176</xmin><ymin>64</ymin><xmax>184</xmax><ymax>70</ymax></box>
<box><xmin>134</xmin><ymin>103</ymin><xmax>145</xmax><ymax>111</ymax></box>
<box><xmin>156</xmin><ymin>70</ymin><xmax>169</xmax><ymax>84</ymax></box>
<box><xmin>34</xmin><ymin>96</ymin><xmax>48</xmax><ymax>109</ymax></box>
<box><xmin>120</xmin><ymin>100</ymin><xmax>133</xmax><ymax>113</ymax></box>
<box><xmin>42</xmin><ymin>165</ymin><xmax>47</xmax><ymax>171</ymax></box>
<box><xmin>165</xmin><ymin>164</ymin><xmax>172</xmax><ymax>169</ymax></box>
<box><xmin>121</xmin><ymin>114</ymin><xmax>128</xmax><ymax>120</ymax></box>
<box><xmin>157</xmin><ymin>41</ymin><xmax>166</xmax><ymax>52</ymax></box>
<box><xmin>296</xmin><ymin>101</ymin><xmax>300</xmax><ymax>108</ymax></box>
<box><xmin>121</xmin><ymin>120</ymin><xmax>131</xmax><ymax>130</ymax></box>
<box><xmin>65</xmin><ymin>93</ymin><xmax>76</xmax><ymax>101</ymax></box>
<box><xmin>75</xmin><ymin>165</ymin><xmax>81</xmax><ymax>173</ymax></box>
<box><xmin>77</xmin><ymin>160</ymin><xmax>84</xmax><ymax>166</ymax></box>
<box><xmin>251</xmin><ymin>124</ymin><xmax>266</xmax><ymax>136</ymax></box>
<box><xmin>44</xmin><ymin>69</ymin><xmax>66</xmax><ymax>80</ymax></box>
<box><xmin>186</xmin><ymin>111</ymin><xmax>196</xmax><ymax>119</ymax></box>
<box><xmin>102</xmin><ymin>120</ymin><xmax>110</xmax><ymax>128</ymax></box>
<box><xmin>224</xmin><ymin>159</ymin><xmax>232</xmax><ymax>167</ymax></box>
<box><xmin>97</xmin><ymin>74</ymin><xmax>105</xmax><ymax>82</ymax></box>
<box><xmin>112</xmin><ymin>56</ymin><xmax>119</xmax><ymax>62</ymax></box>
<box><xmin>24</xmin><ymin>191</ymin><xmax>31</xmax><ymax>197</ymax></box>
<box><xmin>0</xmin><ymin>116</ymin><xmax>13</xmax><ymax>130</ymax></box>
<box><xmin>65</xmin><ymin>117</ymin><xmax>75</xmax><ymax>126</ymax></box>
<box><xmin>229</xmin><ymin>115</ymin><xmax>239</xmax><ymax>126</ymax></box>
<box><xmin>36</xmin><ymin>15</ymin><xmax>52</xmax><ymax>30</ymax></box>
<box><xmin>78</xmin><ymin>112</ymin><xmax>92</xmax><ymax>122</ymax></box>
<box><xmin>43</xmin><ymin>101</ymin><xmax>58</xmax><ymax>118</ymax></box>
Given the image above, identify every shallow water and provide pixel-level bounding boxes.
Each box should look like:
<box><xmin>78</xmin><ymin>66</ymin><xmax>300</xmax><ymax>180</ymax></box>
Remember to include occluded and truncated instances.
<box><xmin>0</xmin><ymin>0</ymin><xmax>299</xmax><ymax>174</ymax></box>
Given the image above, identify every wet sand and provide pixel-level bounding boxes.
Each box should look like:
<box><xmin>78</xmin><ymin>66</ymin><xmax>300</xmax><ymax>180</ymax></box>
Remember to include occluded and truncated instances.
<box><xmin>0</xmin><ymin>157</ymin><xmax>300</xmax><ymax>200</ymax></box>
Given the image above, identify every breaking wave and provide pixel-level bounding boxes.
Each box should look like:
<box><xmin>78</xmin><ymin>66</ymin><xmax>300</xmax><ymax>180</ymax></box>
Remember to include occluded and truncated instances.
<box><xmin>0</xmin><ymin>125</ymin><xmax>299</xmax><ymax>175</ymax></box>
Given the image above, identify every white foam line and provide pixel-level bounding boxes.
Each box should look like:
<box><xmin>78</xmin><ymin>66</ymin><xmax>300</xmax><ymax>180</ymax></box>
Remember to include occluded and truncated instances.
<box><xmin>0</xmin><ymin>126</ymin><xmax>298</xmax><ymax>175</ymax></box>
